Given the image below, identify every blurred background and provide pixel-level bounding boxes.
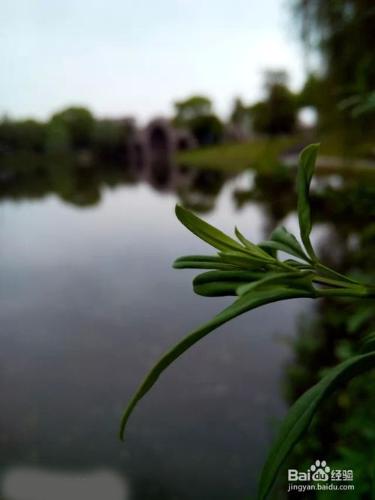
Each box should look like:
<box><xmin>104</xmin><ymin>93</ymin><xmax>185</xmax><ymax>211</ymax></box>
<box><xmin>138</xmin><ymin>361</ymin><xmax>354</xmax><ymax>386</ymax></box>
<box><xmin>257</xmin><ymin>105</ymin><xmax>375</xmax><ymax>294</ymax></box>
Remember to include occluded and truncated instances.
<box><xmin>0</xmin><ymin>1</ymin><xmax>374</xmax><ymax>499</ymax></box>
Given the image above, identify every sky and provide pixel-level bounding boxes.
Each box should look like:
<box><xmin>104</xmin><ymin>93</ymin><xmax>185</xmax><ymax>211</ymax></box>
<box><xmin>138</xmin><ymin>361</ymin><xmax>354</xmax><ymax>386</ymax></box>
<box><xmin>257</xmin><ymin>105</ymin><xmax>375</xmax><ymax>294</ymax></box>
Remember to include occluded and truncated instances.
<box><xmin>1</xmin><ymin>0</ymin><xmax>305</xmax><ymax>123</ymax></box>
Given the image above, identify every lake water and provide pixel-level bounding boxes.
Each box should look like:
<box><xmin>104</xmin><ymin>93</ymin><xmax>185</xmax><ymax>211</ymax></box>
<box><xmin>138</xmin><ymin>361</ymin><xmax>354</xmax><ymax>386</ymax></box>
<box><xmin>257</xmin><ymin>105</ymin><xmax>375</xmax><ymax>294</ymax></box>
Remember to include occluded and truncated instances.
<box><xmin>0</xmin><ymin>162</ymin><xmax>314</xmax><ymax>500</ymax></box>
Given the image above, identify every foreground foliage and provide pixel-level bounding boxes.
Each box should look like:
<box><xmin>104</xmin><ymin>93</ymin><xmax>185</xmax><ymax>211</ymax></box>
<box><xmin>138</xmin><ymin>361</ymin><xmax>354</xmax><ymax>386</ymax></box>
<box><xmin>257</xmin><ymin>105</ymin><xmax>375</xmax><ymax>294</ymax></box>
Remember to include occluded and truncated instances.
<box><xmin>120</xmin><ymin>144</ymin><xmax>375</xmax><ymax>498</ymax></box>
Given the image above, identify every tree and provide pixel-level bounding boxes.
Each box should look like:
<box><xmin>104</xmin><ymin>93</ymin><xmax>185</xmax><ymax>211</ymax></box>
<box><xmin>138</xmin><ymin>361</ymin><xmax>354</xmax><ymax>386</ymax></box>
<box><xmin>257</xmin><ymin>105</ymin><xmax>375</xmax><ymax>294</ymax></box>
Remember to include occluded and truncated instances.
<box><xmin>229</xmin><ymin>97</ymin><xmax>251</xmax><ymax>131</ymax></box>
<box><xmin>173</xmin><ymin>95</ymin><xmax>223</xmax><ymax>146</ymax></box>
<box><xmin>263</xmin><ymin>69</ymin><xmax>289</xmax><ymax>90</ymax></box>
<box><xmin>189</xmin><ymin>114</ymin><xmax>223</xmax><ymax>146</ymax></box>
<box><xmin>250</xmin><ymin>71</ymin><xmax>297</xmax><ymax>135</ymax></box>
<box><xmin>299</xmin><ymin>73</ymin><xmax>324</xmax><ymax>109</ymax></box>
<box><xmin>293</xmin><ymin>0</ymin><xmax>375</xmax><ymax>109</ymax></box>
<box><xmin>93</xmin><ymin>120</ymin><xmax>126</xmax><ymax>160</ymax></box>
<box><xmin>173</xmin><ymin>96</ymin><xmax>212</xmax><ymax>125</ymax></box>
<box><xmin>50</xmin><ymin>107</ymin><xmax>94</xmax><ymax>150</ymax></box>
<box><xmin>45</xmin><ymin>119</ymin><xmax>72</xmax><ymax>154</ymax></box>
<box><xmin>0</xmin><ymin>118</ymin><xmax>46</xmax><ymax>153</ymax></box>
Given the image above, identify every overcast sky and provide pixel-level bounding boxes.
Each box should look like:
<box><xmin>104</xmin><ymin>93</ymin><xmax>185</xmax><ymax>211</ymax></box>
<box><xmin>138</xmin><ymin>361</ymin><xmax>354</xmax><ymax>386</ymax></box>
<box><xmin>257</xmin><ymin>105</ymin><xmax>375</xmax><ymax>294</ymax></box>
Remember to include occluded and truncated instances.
<box><xmin>1</xmin><ymin>0</ymin><xmax>305</xmax><ymax>123</ymax></box>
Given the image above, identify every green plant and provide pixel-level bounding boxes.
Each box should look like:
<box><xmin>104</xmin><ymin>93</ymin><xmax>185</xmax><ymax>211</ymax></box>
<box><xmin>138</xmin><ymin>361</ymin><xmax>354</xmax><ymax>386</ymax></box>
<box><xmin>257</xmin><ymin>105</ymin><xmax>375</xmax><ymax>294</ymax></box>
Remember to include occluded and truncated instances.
<box><xmin>119</xmin><ymin>144</ymin><xmax>375</xmax><ymax>498</ymax></box>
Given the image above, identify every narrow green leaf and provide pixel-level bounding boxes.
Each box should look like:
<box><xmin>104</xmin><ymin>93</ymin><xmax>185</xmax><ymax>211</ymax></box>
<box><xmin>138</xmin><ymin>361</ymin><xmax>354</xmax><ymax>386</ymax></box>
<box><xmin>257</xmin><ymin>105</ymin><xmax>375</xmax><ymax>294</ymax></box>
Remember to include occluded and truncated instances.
<box><xmin>261</xmin><ymin>226</ymin><xmax>310</xmax><ymax>262</ymax></box>
<box><xmin>193</xmin><ymin>270</ymin><xmax>263</xmax><ymax>297</ymax></box>
<box><xmin>119</xmin><ymin>286</ymin><xmax>313</xmax><ymax>441</ymax></box>
<box><xmin>258</xmin><ymin>243</ymin><xmax>277</xmax><ymax>259</ymax></box>
<box><xmin>237</xmin><ymin>271</ymin><xmax>313</xmax><ymax>296</ymax></box>
<box><xmin>297</xmin><ymin>144</ymin><xmax>320</xmax><ymax>260</ymax></box>
<box><xmin>175</xmin><ymin>205</ymin><xmax>244</xmax><ymax>252</ymax></box>
<box><xmin>258</xmin><ymin>351</ymin><xmax>375</xmax><ymax>499</ymax></box>
<box><xmin>235</xmin><ymin>227</ymin><xmax>275</xmax><ymax>262</ymax></box>
<box><xmin>284</xmin><ymin>259</ymin><xmax>312</xmax><ymax>270</ymax></box>
<box><xmin>219</xmin><ymin>251</ymin><xmax>271</xmax><ymax>269</ymax></box>
<box><xmin>173</xmin><ymin>255</ymin><xmax>236</xmax><ymax>270</ymax></box>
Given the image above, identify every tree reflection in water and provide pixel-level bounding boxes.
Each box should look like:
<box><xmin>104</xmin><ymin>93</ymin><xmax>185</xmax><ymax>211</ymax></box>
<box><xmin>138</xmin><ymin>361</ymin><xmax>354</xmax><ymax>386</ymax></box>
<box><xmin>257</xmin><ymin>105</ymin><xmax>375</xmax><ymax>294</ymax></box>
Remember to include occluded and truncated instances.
<box><xmin>0</xmin><ymin>153</ymin><xmax>230</xmax><ymax>212</ymax></box>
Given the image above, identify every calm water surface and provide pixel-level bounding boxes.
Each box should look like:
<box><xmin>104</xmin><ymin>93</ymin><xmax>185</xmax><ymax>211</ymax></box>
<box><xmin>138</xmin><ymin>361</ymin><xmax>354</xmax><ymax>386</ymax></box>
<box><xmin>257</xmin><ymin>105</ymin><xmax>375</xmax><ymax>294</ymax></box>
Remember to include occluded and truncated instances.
<box><xmin>0</xmin><ymin>164</ymin><xmax>313</xmax><ymax>500</ymax></box>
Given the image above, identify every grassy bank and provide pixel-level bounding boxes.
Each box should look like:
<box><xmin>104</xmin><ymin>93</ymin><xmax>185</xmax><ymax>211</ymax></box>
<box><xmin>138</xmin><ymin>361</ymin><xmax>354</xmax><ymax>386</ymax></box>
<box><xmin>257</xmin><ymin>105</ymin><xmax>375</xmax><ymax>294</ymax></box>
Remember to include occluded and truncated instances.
<box><xmin>177</xmin><ymin>135</ymin><xmax>375</xmax><ymax>175</ymax></box>
<box><xmin>177</xmin><ymin>137</ymin><xmax>298</xmax><ymax>172</ymax></box>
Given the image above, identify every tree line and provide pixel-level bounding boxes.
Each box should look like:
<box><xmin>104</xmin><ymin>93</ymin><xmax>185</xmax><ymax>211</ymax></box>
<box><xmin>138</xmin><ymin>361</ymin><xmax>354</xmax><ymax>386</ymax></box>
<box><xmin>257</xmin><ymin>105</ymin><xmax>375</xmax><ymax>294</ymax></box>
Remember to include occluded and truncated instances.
<box><xmin>0</xmin><ymin>70</ymin><xmax>313</xmax><ymax>158</ymax></box>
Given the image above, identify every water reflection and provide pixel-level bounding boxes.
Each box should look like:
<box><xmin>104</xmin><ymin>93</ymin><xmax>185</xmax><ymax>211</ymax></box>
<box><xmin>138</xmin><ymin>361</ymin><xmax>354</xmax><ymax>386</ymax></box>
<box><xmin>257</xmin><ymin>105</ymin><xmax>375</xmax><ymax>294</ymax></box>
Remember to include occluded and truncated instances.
<box><xmin>2</xmin><ymin>468</ymin><xmax>129</xmax><ymax>500</ymax></box>
<box><xmin>233</xmin><ymin>166</ymin><xmax>295</xmax><ymax>232</ymax></box>
<box><xmin>0</xmin><ymin>154</ymin><xmax>374</xmax><ymax>499</ymax></box>
<box><xmin>0</xmin><ymin>153</ymin><xmax>231</xmax><ymax>212</ymax></box>
<box><xmin>233</xmin><ymin>166</ymin><xmax>375</xmax><ymax>238</ymax></box>
<box><xmin>0</xmin><ymin>155</ymin><xmax>311</xmax><ymax>500</ymax></box>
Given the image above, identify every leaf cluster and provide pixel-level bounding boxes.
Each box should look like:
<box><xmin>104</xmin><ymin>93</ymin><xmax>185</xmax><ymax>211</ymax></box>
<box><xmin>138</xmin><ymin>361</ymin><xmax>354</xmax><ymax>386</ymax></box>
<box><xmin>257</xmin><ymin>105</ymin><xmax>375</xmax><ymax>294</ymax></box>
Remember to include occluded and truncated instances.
<box><xmin>119</xmin><ymin>144</ymin><xmax>375</xmax><ymax>498</ymax></box>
